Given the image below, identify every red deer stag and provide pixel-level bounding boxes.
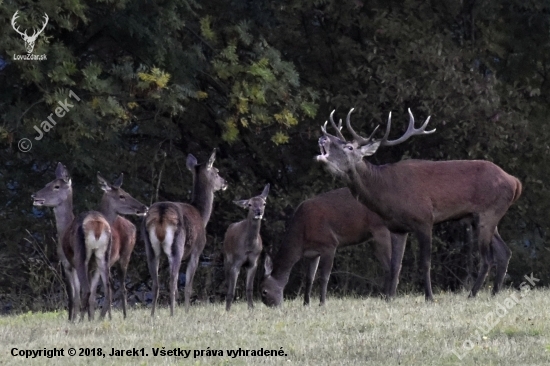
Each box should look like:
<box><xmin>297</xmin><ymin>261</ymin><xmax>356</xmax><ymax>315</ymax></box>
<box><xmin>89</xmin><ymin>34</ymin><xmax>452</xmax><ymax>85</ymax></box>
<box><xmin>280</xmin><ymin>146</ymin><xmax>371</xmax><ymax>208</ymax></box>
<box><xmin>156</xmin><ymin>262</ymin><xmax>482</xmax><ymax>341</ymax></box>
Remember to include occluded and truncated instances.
<box><xmin>32</xmin><ymin>163</ymin><xmax>147</xmax><ymax>320</ymax></box>
<box><xmin>94</xmin><ymin>173</ymin><xmax>148</xmax><ymax>319</ymax></box>
<box><xmin>317</xmin><ymin>108</ymin><xmax>522</xmax><ymax>300</ymax></box>
<box><xmin>142</xmin><ymin>150</ymin><xmax>227</xmax><ymax>316</ymax></box>
<box><xmin>260</xmin><ymin>188</ymin><xmax>405</xmax><ymax>307</ymax></box>
<box><xmin>224</xmin><ymin>184</ymin><xmax>270</xmax><ymax>311</ymax></box>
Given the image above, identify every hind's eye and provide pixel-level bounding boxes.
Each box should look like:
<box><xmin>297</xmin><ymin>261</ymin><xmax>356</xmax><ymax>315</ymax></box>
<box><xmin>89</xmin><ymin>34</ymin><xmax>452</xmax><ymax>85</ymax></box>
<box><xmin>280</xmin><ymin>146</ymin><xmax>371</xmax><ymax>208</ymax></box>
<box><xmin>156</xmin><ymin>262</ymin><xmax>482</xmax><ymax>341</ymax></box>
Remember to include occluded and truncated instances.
<box><xmin>54</xmin><ymin>186</ymin><xmax>60</xmax><ymax>189</ymax></box>
<box><xmin>120</xmin><ymin>195</ymin><xmax>125</xmax><ymax>199</ymax></box>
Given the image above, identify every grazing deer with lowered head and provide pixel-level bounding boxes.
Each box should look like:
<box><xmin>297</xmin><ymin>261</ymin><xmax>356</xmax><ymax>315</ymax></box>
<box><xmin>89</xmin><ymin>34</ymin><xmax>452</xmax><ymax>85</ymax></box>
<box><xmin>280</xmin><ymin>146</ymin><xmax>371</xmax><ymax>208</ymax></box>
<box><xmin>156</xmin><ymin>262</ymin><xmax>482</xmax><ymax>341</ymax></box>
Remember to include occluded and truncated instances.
<box><xmin>224</xmin><ymin>184</ymin><xmax>270</xmax><ymax>311</ymax></box>
<box><xmin>142</xmin><ymin>150</ymin><xmax>227</xmax><ymax>316</ymax></box>
<box><xmin>317</xmin><ymin>108</ymin><xmax>522</xmax><ymax>300</ymax></box>
<box><xmin>33</xmin><ymin>163</ymin><xmax>110</xmax><ymax>321</ymax></box>
<box><xmin>94</xmin><ymin>173</ymin><xmax>148</xmax><ymax>319</ymax></box>
<box><xmin>260</xmin><ymin>188</ymin><xmax>405</xmax><ymax>307</ymax></box>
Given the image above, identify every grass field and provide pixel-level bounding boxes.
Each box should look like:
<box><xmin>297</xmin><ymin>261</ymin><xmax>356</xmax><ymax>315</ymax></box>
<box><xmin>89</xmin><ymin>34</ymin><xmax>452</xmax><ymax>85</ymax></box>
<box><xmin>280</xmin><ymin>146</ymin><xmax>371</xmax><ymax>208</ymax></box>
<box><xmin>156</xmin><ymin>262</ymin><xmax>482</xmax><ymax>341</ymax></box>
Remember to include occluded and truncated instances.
<box><xmin>1</xmin><ymin>287</ymin><xmax>549</xmax><ymax>365</ymax></box>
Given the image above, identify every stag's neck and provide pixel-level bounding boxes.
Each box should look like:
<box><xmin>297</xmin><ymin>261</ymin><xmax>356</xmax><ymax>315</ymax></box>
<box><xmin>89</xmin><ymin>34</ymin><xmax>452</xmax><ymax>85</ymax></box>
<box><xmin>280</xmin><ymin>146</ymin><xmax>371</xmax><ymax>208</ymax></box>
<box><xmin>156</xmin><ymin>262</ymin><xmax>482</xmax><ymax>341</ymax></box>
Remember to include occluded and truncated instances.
<box><xmin>348</xmin><ymin>160</ymin><xmax>392</xmax><ymax>217</ymax></box>
<box><xmin>98</xmin><ymin>197</ymin><xmax>118</xmax><ymax>225</ymax></box>
<box><xmin>191</xmin><ymin>187</ymin><xmax>214</xmax><ymax>228</ymax></box>
<box><xmin>52</xmin><ymin>195</ymin><xmax>75</xmax><ymax>245</ymax></box>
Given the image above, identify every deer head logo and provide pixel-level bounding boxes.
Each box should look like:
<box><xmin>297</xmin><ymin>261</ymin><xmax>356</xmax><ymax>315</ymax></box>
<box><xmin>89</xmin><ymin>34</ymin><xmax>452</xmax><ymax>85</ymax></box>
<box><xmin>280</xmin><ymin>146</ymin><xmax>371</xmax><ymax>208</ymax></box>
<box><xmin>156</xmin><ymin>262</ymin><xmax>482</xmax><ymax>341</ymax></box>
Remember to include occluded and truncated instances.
<box><xmin>11</xmin><ymin>11</ymin><xmax>49</xmax><ymax>54</ymax></box>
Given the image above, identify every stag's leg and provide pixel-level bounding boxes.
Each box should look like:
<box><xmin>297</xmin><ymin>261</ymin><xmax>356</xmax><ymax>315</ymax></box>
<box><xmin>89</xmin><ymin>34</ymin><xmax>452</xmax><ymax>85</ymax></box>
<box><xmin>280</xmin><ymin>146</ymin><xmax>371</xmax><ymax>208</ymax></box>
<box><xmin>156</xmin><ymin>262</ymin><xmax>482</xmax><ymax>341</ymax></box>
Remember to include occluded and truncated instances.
<box><xmin>469</xmin><ymin>219</ymin><xmax>496</xmax><ymax>298</ymax></box>
<box><xmin>388</xmin><ymin>233</ymin><xmax>408</xmax><ymax>299</ymax></box>
<box><xmin>225</xmin><ymin>261</ymin><xmax>240</xmax><ymax>311</ymax></box>
<box><xmin>245</xmin><ymin>259</ymin><xmax>259</xmax><ymax>310</ymax></box>
<box><xmin>415</xmin><ymin>228</ymin><xmax>434</xmax><ymax>301</ymax></box>
<box><xmin>371</xmin><ymin>229</ymin><xmax>392</xmax><ymax>298</ymax></box>
<box><xmin>490</xmin><ymin>228</ymin><xmax>512</xmax><ymax>295</ymax></box>
<box><xmin>317</xmin><ymin>252</ymin><xmax>336</xmax><ymax>306</ymax></box>
<box><xmin>184</xmin><ymin>252</ymin><xmax>200</xmax><ymax>313</ymax></box>
<box><xmin>303</xmin><ymin>256</ymin><xmax>320</xmax><ymax>306</ymax></box>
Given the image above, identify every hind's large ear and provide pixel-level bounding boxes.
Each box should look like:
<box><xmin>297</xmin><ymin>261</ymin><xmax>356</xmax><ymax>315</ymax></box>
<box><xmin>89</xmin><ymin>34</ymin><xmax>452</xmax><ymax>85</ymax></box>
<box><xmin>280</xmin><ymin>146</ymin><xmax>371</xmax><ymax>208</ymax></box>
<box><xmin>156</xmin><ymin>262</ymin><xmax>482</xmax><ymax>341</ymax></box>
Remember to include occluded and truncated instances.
<box><xmin>260</xmin><ymin>183</ymin><xmax>270</xmax><ymax>199</ymax></box>
<box><xmin>264</xmin><ymin>255</ymin><xmax>273</xmax><ymax>277</ymax></box>
<box><xmin>233</xmin><ymin>199</ymin><xmax>249</xmax><ymax>209</ymax></box>
<box><xmin>207</xmin><ymin>149</ymin><xmax>216</xmax><ymax>169</ymax></box>
<box><xmin>55</xmin><ymin>162</ymin><xmax>70</xmax><ymax>183</ymax></box>
<box><xmin>97</xmin><ymin>172</ymin><xmax>111</xmax><ymax>191</ymax></box>
<box><xmin>186</xmin><ymin>154</ymin><xmax>198</xmax><ymax>171</ymax></box>
<box><xmin>113</xmin><ymin>173</ymin><xmax>123</xmax><ymax>189</ymax></box>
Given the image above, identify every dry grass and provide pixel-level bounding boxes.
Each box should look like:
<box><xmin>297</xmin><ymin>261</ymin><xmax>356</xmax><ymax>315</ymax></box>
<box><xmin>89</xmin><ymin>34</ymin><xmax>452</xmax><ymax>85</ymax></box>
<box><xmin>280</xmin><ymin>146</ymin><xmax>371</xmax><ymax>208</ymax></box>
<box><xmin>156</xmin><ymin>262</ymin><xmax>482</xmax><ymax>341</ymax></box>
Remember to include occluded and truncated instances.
<box><xmin>1</xmin><ymin>288</ymin><xmax>549</xmax><ymax>365</ymax></box>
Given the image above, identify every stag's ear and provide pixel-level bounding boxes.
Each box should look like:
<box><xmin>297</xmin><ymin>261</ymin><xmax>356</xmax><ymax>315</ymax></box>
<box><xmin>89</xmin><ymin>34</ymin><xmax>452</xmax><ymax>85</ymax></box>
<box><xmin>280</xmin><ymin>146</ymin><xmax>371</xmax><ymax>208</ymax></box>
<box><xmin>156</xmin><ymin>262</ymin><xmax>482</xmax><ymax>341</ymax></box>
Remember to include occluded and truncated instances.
<box><xmin>233</xmin><ymin>199</ymin><xmax>249</xmax><ymax>208</ymax></box>
<box><xmin>207</xmin><ymin>149</ymin><xmax>216</xmax><ymax>169</ymax></box>
<box><xmin>55</xmin><ymin>162</ymin><xmax>70</xmax><ymax>182</ymax></box>
<box><xmin>264</xmin><ymin>255</ymin><xmax>273</xmax><ymax>277</ymax></box>
<box><xmin>260</xmin><ymin>184</ymin><xmax>270</xmax><ymax>199</ymax></box>
<box><xmin>186</xmin><ymin>154</ymin><xmax>198</xmax><ymax>171</ymax></box>
<box><xmin>97</xmin><ymin>172</ymin><xmax>111</xmax><ymax>191</ymax></box>
<box><xmin>359</xmin><ymin>141</ymin><xmax>381</xmax><ymax>156</ymax></box>
<box><xmin>113</xmin><ymin>173</ymin><xmax>123</xmax><ymax>189</ymax></box>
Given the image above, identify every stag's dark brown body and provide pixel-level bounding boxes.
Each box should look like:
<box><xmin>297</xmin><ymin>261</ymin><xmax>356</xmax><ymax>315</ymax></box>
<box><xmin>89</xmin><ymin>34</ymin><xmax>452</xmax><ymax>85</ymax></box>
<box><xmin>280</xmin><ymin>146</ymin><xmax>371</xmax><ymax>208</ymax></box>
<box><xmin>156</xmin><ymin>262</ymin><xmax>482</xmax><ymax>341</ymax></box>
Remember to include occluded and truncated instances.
<box><xmin>317</xmin><ymin>108</ymin><xmax>522</xmax><ymax>300</ymax></box>
<box><xmin>261</xmin><ymin>188</ymin><xmax>403</xmax><ymax>307</ymax></box>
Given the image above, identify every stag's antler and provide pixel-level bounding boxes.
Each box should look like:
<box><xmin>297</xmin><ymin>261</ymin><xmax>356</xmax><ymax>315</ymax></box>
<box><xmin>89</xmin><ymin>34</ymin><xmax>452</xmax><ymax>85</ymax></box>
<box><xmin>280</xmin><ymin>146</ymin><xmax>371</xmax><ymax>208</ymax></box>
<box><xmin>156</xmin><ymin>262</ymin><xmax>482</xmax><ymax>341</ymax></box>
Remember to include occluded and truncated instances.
<box><xmin>321</xmin><ymin>109</ymin><xmax>346</xmax><ymax>140</ymax></box>
<box><xmin>345</xmin><ymin>108</ymin><xmax>380</xmax><ymax>145</ymax></box>
<box><xmin>379</xmin><ymin>108</ymin><xmax>435</xmax><ymax>147</ymax></box>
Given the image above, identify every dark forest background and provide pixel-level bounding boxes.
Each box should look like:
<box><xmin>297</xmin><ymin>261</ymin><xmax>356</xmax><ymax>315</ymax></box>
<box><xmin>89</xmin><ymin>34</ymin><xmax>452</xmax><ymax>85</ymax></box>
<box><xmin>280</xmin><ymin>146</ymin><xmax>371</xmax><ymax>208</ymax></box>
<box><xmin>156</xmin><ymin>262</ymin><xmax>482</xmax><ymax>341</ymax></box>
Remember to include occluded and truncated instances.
<box><xmin>1</xmin><ymin>0</ymin><xmax>549</xmax><ymax>313</ymax></box>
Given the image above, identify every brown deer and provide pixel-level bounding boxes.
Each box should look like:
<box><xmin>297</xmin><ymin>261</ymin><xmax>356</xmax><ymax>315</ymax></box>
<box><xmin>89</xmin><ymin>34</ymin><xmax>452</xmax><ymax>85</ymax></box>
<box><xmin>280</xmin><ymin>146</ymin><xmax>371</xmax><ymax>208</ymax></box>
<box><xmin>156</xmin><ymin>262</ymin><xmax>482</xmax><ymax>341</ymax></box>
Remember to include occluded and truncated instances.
<box><xmin>317</xmin><ymin>108</ymin><xmax>522</xmax><ymax>300</ymax></box>
<box><xmin>260</xmin><ymin>188</ymin><xmax>405</xmax><ymax>307</ymax></box>
<box><xmin>93</xmin><ymin>173</ymin><xmax>148</xmax><ymax>319</ymax></box>
<box><xmin>223</xmin><ymin>184</ymin><xmax>270</xmax><ymax>311</ymax></box>
<box><xmin>32</xmin><ymin>163</ymin><xmax>146</xmax><ymax>320</ymax></box>
<box><xmin>142</xmin><ymin>150</ymin><xmax>227</xmax><ymax>316</ymax></box>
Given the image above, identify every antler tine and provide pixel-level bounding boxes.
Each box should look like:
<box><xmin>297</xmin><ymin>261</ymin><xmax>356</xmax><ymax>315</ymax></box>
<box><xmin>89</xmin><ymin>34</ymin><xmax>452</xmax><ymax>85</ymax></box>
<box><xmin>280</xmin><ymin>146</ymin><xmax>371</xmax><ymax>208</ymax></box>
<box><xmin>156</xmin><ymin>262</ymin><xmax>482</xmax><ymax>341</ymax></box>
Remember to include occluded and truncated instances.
<box><xmin>380</xmin><ymin>108</ymin><xmax>436</xmax><ymax>147</ymax></box>
<box><xmin>321</xmin><ymin>121</ymin><xmax>329</xmax><ymax>135</ymax></box>
<box><xmin>328</xmin><ymin>110</ymin><xmax>346</xmax><ymax>140</ymax></box>
<box><xmin>345</xmin><ymin>108</ymin><xmax>374</xmax><ymax>145</ymax></box>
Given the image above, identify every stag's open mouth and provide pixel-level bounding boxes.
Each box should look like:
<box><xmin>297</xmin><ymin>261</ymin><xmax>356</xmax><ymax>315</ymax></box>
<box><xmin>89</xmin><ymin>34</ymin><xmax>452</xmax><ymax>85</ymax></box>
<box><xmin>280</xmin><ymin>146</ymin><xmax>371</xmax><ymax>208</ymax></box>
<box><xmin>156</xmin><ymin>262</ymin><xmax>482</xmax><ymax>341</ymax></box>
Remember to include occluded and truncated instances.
<box><xmin>316</xmin><ymin>139</ymin><xmax>330</xmax><ymax>162</ymax></box>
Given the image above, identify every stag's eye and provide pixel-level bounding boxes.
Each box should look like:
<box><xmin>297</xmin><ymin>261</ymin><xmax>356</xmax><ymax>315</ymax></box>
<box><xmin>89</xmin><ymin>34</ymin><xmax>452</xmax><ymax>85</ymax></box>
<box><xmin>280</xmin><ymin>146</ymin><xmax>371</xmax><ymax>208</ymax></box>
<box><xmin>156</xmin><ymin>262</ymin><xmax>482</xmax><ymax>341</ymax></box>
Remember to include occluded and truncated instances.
<box><xmin>345</xmin><ymin>145</ymin><xmax>354</xmax><ymax>151</ymax></box>
<box><xmin>119</xmin><ymin>195</ymin><xmax>125</xmax><ymax>199</ymax></box>
<box><xmin>54</xmin><ymin>185</ymin><xmax>60</xmax><ymax>189</ymax></box>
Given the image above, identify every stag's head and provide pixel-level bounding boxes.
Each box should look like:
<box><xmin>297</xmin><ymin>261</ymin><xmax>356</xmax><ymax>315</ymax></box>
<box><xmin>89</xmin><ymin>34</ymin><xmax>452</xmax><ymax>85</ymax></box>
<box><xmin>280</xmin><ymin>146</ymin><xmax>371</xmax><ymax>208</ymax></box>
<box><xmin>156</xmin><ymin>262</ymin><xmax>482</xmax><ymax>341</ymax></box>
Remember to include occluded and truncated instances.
<box><xmin>233</xmin><ymin>184</ymin><xmax>270</xmax><ymax>220</ymax></box>
<box><xmin>97</xmin><ymin>173</ymin><xmax>149</xmax><ymax>217</ymax></box>
<box><xmin>11</xmin><ymin>11</ymin><xmax>49</xmax><ymax>54</ymax></box>
<box><xmin>316</xmin><ymin>108</ymin><xmax>435</xmax><ymax>178</ymax></box>
<box><xmin>187</xmin><ymin>149</ymin><xmax>228</xmax><ymax>193</ymax></box>
<box><xmin>260</xmin><ymin>255</ymin><xmax>283</xmax><ymax>307</ymax></box>
<box><xmin>32</xmin><ymin>162</ymin><xmax>72</xmax><ymax>207</ymax></box>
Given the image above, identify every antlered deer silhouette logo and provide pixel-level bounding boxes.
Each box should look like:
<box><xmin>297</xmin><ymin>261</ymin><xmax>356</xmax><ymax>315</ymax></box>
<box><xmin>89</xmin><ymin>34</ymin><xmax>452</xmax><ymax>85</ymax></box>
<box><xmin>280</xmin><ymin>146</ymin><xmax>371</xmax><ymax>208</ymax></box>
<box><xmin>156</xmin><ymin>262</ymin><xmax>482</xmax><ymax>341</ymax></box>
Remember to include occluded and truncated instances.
<box><xmin>11</xmin><ymin>11</ymin><xmax>49</xmax><ymax>54</ymax></box>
